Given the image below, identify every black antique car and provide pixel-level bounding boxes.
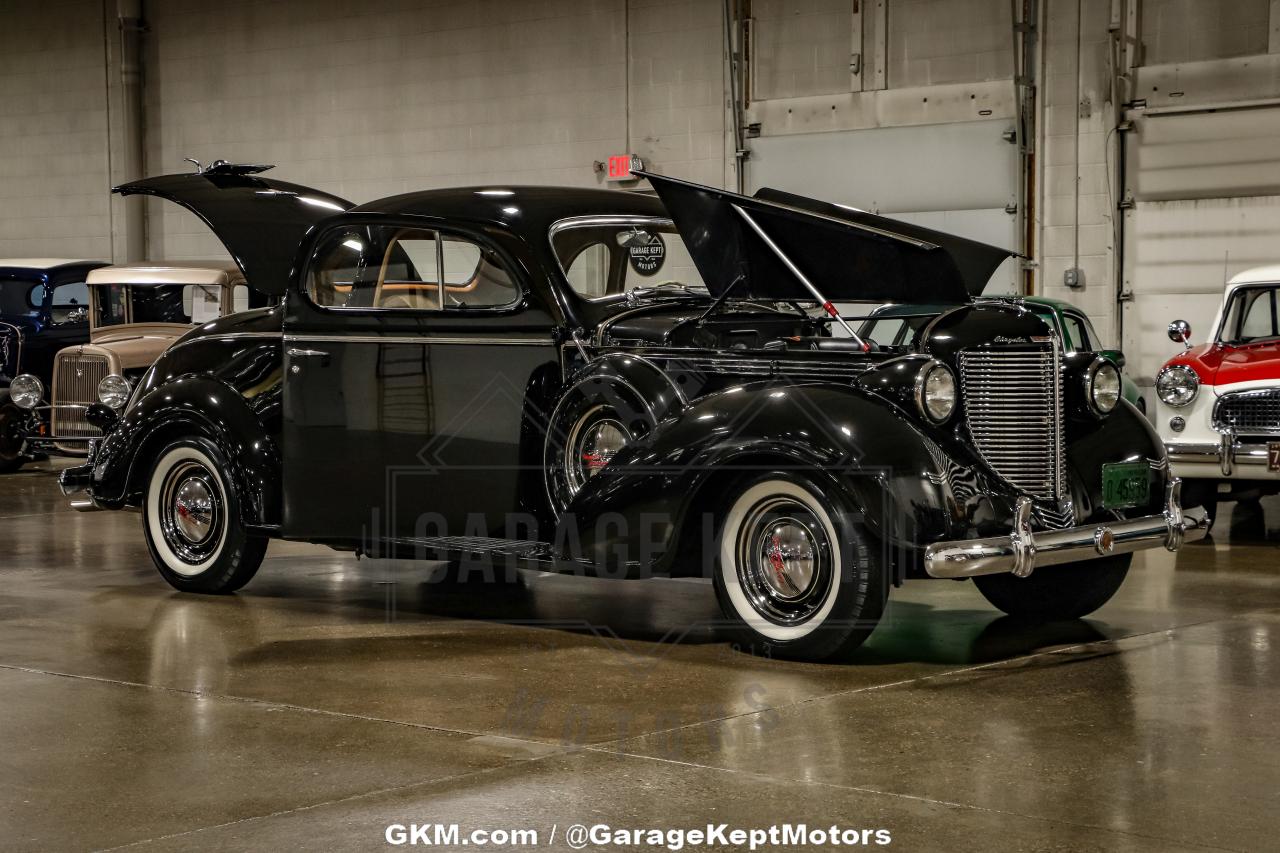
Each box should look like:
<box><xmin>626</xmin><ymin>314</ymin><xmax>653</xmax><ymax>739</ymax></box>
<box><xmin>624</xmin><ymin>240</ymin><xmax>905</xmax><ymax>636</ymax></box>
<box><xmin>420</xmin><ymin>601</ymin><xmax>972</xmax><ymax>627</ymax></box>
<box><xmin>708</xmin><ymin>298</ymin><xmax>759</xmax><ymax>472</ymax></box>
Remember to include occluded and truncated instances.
<box><xmin>1</xmin><ymin>258</ymin><xmax>108</xmax><ymax>472</ymax></box>
<box><xmin>60</xmin><ymin>163</ymin><xmax>1208</xmax><ymax>661</ymax></box>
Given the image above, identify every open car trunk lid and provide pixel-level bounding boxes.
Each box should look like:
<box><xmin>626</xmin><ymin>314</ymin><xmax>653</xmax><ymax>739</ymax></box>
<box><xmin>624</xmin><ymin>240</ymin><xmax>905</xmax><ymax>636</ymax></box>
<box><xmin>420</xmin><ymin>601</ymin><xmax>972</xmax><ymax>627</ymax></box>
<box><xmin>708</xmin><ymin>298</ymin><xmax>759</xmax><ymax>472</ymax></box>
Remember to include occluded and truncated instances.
<box><xmin>640</xmin><ymin>172</ymin><xmax>1016</xmax><ymax>304</ymax></box>
<box><xmin>114</xmin><ymin>168</ymin><xmax>354</xmax><ymax>296</ymax></box>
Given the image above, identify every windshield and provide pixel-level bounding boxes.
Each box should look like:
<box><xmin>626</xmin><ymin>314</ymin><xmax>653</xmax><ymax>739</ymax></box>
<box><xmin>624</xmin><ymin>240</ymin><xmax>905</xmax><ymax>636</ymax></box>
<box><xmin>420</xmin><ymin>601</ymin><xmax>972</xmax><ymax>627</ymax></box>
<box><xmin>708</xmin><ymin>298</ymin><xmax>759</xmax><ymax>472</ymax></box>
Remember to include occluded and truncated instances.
<box><xmin>551</xmin><ymin>218</ymin><xmax>708</xmax><ymax>300</ymax></box>
<box><xmin>95</xmin><ymin>283</ymin><xmax>240</xmax><ymax>327</ymax></box>
<box><xmin>1219</xmin><ymin>285</ymin><xmax>1280</xmax><ymax>344</ymax></box>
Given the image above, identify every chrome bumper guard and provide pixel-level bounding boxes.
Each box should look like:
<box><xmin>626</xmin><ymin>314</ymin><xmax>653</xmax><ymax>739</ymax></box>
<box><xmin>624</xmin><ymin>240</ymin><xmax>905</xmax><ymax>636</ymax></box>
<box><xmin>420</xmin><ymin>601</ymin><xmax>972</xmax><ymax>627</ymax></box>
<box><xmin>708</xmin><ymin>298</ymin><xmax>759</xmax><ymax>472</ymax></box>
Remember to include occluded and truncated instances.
<box><xmin>924</xmin><ymin>478</ymin><xmax>1209</xmax><ymax>580</ymax></box>
<box><xmin>1166</xmin><ymin>429</ymin><xmax>1274</xmax><ymax>477</ymax></box>
<box><xmin>57</xmin><ymin>445</ymin><xmax>100</xmax><ymax>513</ymax></box>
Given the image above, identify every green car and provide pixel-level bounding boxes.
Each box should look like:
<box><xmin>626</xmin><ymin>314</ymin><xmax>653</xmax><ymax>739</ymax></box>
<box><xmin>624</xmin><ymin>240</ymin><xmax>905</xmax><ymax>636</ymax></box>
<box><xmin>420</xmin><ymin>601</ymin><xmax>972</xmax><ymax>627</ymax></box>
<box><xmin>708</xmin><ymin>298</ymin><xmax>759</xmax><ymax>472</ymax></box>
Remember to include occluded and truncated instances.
<box><xmin>859</xmin><ymin>296</ymin><xmax>1144</xmax><ymax>412</ymax></box>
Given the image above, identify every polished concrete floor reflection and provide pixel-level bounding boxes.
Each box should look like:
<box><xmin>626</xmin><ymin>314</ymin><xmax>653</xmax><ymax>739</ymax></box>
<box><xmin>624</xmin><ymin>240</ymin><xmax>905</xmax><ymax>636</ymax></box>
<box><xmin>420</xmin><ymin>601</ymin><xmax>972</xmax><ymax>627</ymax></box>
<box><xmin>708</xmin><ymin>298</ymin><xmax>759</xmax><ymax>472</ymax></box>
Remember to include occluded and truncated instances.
<box><xmin>2</xmin><ymin>462</ymin><xmax>1279</xmax><ymax>851</ymax></box>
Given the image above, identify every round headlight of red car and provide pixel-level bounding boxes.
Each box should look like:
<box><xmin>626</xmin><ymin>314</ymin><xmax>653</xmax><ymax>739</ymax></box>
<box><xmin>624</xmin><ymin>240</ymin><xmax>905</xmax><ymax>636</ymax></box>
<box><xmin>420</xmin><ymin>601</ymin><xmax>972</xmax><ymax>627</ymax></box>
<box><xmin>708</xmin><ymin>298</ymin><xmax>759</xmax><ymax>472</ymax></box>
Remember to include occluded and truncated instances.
<box><xmin>1156</xmin><ymin>364</ymin><xmax>1199</xmax><ymax>408</ymax></box>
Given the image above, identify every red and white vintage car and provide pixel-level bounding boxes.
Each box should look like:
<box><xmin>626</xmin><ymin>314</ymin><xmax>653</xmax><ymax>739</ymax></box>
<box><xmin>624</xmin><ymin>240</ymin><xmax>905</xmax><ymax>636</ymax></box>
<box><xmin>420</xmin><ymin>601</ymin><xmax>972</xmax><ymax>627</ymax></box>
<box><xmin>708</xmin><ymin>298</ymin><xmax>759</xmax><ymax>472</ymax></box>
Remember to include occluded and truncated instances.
<box><xmin>1157</xmin><ymin>265</ymin><xmax>1280</xmax><ymax>515</ymax></box>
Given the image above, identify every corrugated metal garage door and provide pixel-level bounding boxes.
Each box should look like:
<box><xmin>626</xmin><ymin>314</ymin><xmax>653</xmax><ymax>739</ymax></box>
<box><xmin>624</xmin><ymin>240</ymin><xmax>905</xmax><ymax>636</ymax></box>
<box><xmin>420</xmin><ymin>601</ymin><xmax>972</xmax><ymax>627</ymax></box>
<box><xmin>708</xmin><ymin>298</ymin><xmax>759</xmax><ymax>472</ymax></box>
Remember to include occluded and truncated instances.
<box><xmin>1123</xmin><ymin>107</ymin><xmax>1280</xmax><ymax>381</ymax></box>
<box><xmin>746</xmin><ymin>119</ymin><xmax>1021</xmax><ymax>295</ymax></box>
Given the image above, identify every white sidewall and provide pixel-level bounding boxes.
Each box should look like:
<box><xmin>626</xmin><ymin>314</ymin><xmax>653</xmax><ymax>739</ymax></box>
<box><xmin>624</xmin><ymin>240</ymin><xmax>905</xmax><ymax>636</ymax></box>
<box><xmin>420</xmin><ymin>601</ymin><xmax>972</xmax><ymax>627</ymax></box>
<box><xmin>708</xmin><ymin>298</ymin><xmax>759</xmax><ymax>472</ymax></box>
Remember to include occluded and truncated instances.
<box><xmin>719</xmin><ymin>479</ymin><xmax>843</xmax><ymax>642</ymax></box>
<box><xmin>146</xmin><ymin>445</ymin><xmax>230</xmax><ymax>577</ymax></box>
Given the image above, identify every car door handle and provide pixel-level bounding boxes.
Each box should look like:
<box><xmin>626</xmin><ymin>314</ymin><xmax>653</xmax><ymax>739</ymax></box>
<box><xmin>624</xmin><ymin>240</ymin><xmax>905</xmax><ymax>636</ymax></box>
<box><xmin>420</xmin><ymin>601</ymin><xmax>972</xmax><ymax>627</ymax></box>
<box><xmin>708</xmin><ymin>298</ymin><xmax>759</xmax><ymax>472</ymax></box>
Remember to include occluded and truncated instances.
<box><xmin>287</xmin><ymin>348</ymin><xmax>329</xmax><ymax>358</ymax></box>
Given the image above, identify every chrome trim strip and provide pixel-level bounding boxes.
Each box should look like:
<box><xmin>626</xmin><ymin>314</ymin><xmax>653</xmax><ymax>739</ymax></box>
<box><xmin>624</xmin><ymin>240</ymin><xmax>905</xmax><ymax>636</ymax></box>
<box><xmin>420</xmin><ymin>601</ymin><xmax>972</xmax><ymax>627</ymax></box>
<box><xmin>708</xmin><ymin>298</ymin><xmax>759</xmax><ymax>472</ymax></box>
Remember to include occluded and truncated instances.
<box><xmin>283</xmin><ymin>334</ymin><xmax>554</xmax><ymax>346</ymax></box>
<box><xmin>925</xmin><ymin>478</ymin><xmax>1209</xmax><ymax>579</ymax></box>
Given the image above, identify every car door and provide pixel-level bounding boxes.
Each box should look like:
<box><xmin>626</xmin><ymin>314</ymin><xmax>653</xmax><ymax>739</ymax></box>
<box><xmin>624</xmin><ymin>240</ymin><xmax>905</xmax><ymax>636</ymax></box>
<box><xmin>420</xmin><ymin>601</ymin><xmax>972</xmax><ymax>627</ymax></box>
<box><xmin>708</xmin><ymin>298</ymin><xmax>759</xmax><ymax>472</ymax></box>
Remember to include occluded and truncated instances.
<box><xmin>281</xmin><ymin>220</ymin><xmax>561</xmax><ymax>547</ymax></box>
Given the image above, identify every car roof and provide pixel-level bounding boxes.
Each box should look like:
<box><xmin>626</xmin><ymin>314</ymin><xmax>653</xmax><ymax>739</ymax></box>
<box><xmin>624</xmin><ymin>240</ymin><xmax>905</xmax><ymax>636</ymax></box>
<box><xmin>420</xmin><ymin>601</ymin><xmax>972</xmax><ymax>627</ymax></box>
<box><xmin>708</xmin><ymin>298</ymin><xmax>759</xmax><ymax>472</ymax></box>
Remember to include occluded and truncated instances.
<box><xmin>86</xmin><ymin>261</ymin><xmax>244</xmax><ymax>287</ymax></box>
<box><xmin>349</xmin><ymin>185</ymin><xmax>668</xmax><ymax>230</ymax></box>
<box><xmin>0</xmin><ymin>259</ymin><xmax>105</xmax><ymax>276</ymax></box>
<box><xmin>1227</xmin><ymin>265</ymin><xmax>1280</xmax><ymax>287</ymax></box>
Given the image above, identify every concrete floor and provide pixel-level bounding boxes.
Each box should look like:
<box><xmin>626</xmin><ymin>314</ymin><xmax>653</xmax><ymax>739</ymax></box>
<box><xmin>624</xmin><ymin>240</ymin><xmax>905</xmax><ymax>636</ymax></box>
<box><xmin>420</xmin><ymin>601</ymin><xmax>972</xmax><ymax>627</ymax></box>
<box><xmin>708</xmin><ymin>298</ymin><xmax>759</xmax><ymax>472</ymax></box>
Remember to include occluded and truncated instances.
<box><xmin>1</xmin><ymin>462</ymin><xmax>1278</xmax><ymax>852</ymax></box>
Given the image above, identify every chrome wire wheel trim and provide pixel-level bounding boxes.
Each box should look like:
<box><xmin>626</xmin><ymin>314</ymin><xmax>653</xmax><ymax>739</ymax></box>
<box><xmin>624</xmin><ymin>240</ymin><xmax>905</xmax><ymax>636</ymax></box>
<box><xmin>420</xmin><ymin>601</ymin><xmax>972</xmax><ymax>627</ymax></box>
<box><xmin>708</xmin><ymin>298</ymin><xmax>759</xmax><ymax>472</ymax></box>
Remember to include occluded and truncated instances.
<box><xmin>720</xmin><ymin>480</ymin><xmax>842</xmax><ymax>641</ymax></box>
<box><xmin>564</xmin><ymin>405</ymin><xmax>631</xmax><ymax>497</ymax></box>
<box><xmin>147</xmin><ymin>447</ymin><xmax>230</xmax><ymax>577</ymax></box>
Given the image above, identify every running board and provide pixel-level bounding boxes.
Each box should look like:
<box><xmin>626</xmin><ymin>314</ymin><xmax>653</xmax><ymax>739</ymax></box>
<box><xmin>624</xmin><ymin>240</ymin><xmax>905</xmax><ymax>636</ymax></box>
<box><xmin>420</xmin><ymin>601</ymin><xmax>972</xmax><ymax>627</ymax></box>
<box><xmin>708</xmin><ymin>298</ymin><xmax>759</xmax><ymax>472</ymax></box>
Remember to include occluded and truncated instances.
<box><xmin>388</xmin><ymin>535</ymin><xmax>557</xmax><ymax>563</ymax></box>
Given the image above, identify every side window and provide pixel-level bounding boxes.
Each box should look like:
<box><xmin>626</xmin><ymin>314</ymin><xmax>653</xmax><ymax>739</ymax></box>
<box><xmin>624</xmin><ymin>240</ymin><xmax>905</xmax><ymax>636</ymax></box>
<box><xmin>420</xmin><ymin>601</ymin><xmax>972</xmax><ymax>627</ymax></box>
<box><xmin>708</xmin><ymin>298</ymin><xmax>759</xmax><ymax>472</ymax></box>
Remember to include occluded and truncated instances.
<box><xmin>1239</xmin><ymin>288</ymin><xmax>1279</xmax><ymax>341</ymax></box>
<box><xmin>864</xmin><ymin>318</ymin><xmax>906</xmax><ymax>347</ymax></box>
<box><xmin>306</xmin><ymin>225</ymin><xmax>518</xmax><ymax>311</ymax></box>
<box><xmin>565</xmin><ymin>242</ymin><xmax>611</xmax><ymax>298</ymax></box>
<box><xmin>50</xmin><ymin>282</ymin><xmax>89</xmax><ymax>323</ymax></box>
<box><xmin>1062</xmin><ymin>313</ymin><xmax>1093</xmax><ymax>351</ymax></box>
<box><xmin>231</xmin><ymin>285</ymin><xmax>250</xmax><ymax>313</ymax></box>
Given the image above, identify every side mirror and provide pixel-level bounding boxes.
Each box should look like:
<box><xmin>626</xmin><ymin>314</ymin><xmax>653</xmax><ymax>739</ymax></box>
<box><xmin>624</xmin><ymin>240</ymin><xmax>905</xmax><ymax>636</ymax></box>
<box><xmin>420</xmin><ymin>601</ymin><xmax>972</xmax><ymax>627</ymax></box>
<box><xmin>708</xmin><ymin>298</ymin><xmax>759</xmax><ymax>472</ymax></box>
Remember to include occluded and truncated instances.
<box><xmin>1167</xmin><ymin>319</ymin><xmax>1191</xmax><ymax>349</ymax></box>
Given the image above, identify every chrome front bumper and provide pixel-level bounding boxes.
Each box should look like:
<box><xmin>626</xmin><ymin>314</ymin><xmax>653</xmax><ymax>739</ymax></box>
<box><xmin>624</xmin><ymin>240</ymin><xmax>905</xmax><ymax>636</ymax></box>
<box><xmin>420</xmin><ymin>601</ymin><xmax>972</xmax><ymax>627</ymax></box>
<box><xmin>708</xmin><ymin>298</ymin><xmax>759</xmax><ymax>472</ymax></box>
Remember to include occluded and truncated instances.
<box><xmin>924</xmin><ymin>478</ymin><xmax>1209</xmax><ymax>580</ymax></box>
<box><xmin>1166</xmin><ymin>429</ymin><xmax>1276</xmax><ymax>477</ymax></box>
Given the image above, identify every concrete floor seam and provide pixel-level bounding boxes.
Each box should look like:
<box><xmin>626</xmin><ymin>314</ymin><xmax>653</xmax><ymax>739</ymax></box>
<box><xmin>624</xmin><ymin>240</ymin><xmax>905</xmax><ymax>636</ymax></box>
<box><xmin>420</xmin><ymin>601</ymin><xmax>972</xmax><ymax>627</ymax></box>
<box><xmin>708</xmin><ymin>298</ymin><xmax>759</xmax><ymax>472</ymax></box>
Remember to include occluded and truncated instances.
<box><xmin>88</xmin><ymin>753</ymin><xmax>572</xmax><ymax>853</ymax></box>
<box><xmin>583</xmin><ymin>749</ymin><xmax>1248</xmax><ymax>853</ymax></box>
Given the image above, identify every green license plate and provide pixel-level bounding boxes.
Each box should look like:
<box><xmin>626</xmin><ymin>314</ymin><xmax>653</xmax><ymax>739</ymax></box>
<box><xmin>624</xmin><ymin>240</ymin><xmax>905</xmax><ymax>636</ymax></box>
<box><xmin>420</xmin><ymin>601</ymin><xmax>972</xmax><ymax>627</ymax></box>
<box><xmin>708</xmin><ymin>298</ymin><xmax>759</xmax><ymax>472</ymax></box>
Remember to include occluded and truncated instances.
<box><xmin>1102</xmin><ymin>462</ymin><xmax>1150</xmax><ymax>510</ymax></box>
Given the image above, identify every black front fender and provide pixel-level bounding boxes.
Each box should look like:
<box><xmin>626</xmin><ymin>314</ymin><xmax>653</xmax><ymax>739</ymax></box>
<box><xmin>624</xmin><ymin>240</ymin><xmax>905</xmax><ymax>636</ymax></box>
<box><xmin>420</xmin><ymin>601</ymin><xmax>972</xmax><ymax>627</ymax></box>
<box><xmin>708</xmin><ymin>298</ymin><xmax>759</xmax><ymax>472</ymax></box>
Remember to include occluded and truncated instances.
<box><xmin>88</xmin><ymin>375</ymin><xmax>282</xmax><ymax>528</ymax></box>
<box><xmin>554</xmin><ymin>382</ymin><xmax>958</xmax><ymax>576</ymax></box>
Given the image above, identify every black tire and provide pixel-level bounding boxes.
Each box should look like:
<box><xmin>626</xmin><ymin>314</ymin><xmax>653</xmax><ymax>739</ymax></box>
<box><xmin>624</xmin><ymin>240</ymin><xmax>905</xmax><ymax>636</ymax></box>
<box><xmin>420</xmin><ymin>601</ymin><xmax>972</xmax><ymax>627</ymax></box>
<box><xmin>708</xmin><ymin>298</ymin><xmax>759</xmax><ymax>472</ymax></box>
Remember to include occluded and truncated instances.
<box><xmin>711</xmin><ymin>471</ymin><xmax>888</xmax><ymax>661</ymax></box>
<box><xmin>973</xmin><ymin>553</ymin><xmax>1131</xmax><ymax>621</ymax></box>
<box><xmin>142</xmin><ymin>438</ymin><xmax>267</xmax><ymax>594</ymax></box>
<box><xmin>0</xmin><ymin>398</ymin><xmax>28</xmax><ymax>474</ymax></box>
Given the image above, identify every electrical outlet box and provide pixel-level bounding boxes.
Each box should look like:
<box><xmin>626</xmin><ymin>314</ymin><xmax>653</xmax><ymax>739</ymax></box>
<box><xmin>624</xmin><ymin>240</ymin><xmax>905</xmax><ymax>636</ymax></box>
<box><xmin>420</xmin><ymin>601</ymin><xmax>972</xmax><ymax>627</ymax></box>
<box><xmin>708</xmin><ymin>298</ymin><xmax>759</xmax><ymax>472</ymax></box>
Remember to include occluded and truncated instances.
<box><xmin>1064</xmin><ymin>267</ymin><xmax>1085</xmax><ymax>289</ymax></box>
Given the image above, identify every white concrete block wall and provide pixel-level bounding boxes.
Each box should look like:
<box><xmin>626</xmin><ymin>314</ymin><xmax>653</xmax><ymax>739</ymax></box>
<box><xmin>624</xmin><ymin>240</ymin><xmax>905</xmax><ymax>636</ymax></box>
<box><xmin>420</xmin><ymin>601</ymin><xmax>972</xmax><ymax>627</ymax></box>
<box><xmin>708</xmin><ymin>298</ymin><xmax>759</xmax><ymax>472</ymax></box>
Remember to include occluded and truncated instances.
<box><xmin>1037</xmin><ymin>0</ymin><xmax>1119</xmax><ymax>348</ymax></box>
<box><xmin>0</xmin><ymin>0</ymin><xmax>111</xmax><ymax>260</ymax></box>
<box><xmin>1142</xmin><ymin>0</ymin><xmax>1270</xmax><ymax>64</ymax></box>
<box><xmin>887</xmin><ymin>0</ymin><xmax>1013</xmax><ymax>88</ymax></box>
<box><xmin>142</xmin><ymin>0</ymin><xmax>726</xmax><ymax>261</ymax></box>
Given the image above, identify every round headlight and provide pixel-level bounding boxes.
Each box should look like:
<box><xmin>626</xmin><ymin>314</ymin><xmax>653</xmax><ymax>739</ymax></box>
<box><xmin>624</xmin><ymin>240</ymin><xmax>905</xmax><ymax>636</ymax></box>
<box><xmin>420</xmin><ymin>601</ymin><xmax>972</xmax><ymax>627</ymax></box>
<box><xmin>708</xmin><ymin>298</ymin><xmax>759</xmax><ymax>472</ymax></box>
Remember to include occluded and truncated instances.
<box><xmin>97</xmin><ymin>374</ymin><xmax>131</xmax><ymax>410</ymax></box>
<box><xmin>1156</xmin><ymin>364</ymin><xmax>1199</xmax><ymax>408</ymax></box>
<box><xmin>1088</xmin><ymin>360</ymin><xmax>1122</xmax><ymax>415</ymax></box>
<box><xmin>8</xmin><ymin>374</ymin><xmax>43</xmax><ymax>409</ymax></box>
<box><xmin>916</xmin><ymin>361</ymin><xmax>956</xmax><ymax>424</ymax></box>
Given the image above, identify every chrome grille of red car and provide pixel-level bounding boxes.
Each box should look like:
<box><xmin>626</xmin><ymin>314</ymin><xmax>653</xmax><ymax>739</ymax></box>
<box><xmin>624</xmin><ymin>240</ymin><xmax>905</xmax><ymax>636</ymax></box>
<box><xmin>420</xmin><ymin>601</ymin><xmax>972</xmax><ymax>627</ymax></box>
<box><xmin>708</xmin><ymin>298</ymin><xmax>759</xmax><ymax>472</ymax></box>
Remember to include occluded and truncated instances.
<box><xmin>51</xmin><ymin>352</ymin><xmax>110</xmax><ymax>440</ymax></box>
<box><xmin>1214</xmin><ymin>389</ymin><xmax>1280</xmax><ymax>436</ymax></box>
<box><xmin>958</xmin><ymin>345</ymin><xmax>1065</xmax><ymax>500</ymax></box>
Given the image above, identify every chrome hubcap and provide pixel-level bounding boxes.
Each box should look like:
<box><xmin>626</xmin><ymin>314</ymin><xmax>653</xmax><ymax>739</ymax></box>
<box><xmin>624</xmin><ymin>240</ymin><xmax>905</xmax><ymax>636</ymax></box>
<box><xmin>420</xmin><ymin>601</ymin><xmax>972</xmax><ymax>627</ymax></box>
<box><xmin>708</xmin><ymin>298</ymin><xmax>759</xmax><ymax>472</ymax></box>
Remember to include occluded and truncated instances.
<box><xmin>566</xmin><ymin>408</ymin><xmax>631</xmax><ymax>496</ymax></box>
<box><xmin>755</xmin><ymin>519</ymin><xmax>817</xmax><ymax>599</ymax></box>
<box><xmin>159</xmin><ymin>460</ymin><xmax>223</xmax><ymax>565</ymax></box>
<box><xmin>736</xmin><ymin>496</ymin><xmax>833</xmax><ymax>626</ymax></box>
<box><xmin>172</xmin><ymin>477</ymin><xmax>214</xmax><ymax>544</ymax></box>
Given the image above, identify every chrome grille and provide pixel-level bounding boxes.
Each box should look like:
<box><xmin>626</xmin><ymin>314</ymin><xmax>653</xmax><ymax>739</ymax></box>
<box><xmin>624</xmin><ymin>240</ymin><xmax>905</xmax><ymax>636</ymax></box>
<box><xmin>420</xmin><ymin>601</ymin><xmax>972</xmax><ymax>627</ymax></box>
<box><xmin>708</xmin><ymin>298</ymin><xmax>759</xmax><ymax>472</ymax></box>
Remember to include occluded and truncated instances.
<box><xmin>1214</xmin><ymin>389</ymin><xmax>1280</xmax><ymax>435</ymax></box>
<box><xmin>52</xmin><ymin>352</ymin><xmax>110</xmax><ymax>439</ymax></box>
<box><xmin>959</xmin><ymin>345</ymin><xmax>1065</xmax><ymax>499</ymax></box>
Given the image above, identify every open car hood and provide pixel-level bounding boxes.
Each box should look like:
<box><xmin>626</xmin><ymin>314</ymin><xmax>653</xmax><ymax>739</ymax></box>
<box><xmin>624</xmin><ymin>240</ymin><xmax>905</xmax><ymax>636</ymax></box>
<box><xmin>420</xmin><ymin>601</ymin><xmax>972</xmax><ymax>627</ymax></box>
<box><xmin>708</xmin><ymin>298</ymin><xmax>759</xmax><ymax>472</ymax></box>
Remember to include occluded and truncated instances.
<box><xmin>114</xmin><ymin>170</ymin><xmax>353</xmax><ymax>296</ymax></box>
<box><xmin>639</xmin><ymin>172</ymin><xmax>1017</xmax><ymax>303</ymax></box>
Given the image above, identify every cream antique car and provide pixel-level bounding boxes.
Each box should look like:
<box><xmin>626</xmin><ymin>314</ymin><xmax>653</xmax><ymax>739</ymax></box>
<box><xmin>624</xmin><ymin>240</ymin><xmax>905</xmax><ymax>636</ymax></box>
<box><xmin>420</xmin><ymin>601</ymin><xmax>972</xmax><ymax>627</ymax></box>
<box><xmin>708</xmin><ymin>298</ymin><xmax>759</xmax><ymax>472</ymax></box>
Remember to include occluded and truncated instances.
<box><xmin>10</xmin><ymin>261</ymin><xmax>252</xmax><ymax>455</ymax></box>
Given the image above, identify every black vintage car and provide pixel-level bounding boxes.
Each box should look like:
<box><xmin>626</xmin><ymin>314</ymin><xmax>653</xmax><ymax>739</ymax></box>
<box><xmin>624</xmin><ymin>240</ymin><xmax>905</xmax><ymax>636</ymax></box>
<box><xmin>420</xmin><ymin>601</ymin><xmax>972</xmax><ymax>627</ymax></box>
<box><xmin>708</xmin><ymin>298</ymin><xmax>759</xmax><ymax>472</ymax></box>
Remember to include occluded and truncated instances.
<box><xmin>1</xmin><ymin>259</ymin><xmax>108</xmax><ymax>472</ymax></box>
<box><xmin>60</xmin><ymin>163</ymin><xmax>1207</xmax><ymax>661</ymax></box>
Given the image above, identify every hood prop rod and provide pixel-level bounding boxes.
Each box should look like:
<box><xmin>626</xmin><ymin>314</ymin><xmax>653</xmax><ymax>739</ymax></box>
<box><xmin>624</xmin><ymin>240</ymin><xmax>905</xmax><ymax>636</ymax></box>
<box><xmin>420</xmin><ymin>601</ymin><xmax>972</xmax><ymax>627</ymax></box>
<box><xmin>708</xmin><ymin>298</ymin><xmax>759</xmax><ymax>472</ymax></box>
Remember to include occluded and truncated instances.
<box><xmin>731</xmin><ymin>204</ymin><xmax>870</xmax><ymax>352</ymax></box>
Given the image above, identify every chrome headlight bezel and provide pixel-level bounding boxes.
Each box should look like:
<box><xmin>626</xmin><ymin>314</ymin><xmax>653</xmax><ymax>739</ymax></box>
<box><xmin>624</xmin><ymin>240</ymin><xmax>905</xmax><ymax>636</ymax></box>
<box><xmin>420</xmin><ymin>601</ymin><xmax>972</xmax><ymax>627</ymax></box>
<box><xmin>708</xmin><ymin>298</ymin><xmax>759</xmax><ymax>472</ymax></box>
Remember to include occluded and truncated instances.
<box><xmin>8</xmin><ymin>374</ymin><xmax>43</xmax><ymax>409</ymax></box>
<box><xmin>915</xmin><ymin>360</ymin><xmax>956</xmax><ymax>424</ymax></box>
<box><xmin>1085</xmin><ymin>358</ymin><xmax>1122</xmax><ymax>416</ymax></box>
<box><xmin>1156</xmin><ymin>364</ymin><xmax>1199</xmax><ymax>408</ymax></box>
<box><xmin>96</xmin><ymin>374</ymin><xmax>132</xmax><ymax>410</ymax></box>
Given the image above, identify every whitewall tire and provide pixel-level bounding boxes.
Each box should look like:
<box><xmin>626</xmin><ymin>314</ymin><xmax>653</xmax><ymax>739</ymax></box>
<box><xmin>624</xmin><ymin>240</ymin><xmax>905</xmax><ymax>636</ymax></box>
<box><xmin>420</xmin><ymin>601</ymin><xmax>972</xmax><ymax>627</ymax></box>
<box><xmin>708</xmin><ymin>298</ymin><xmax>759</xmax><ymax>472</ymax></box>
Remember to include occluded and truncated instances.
<box><xmin>143</xmin><ymin>439</ymin><xmax>267</xmax><ymax>593</ymax></box>
<box><xmin>712</xmin><ymin>472</ymin><xmax>887</xmax><ymax>661</ymax></box>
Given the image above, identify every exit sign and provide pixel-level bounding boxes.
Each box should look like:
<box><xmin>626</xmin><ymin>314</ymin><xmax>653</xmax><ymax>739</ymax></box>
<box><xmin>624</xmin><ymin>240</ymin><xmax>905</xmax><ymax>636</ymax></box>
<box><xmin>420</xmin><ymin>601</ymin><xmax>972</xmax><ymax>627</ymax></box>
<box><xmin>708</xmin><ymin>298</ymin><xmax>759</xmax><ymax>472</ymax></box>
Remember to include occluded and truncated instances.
<box><xmin>607</xmin><ymin>154</ymin><xmax>644</xmax><ymax>181</ymax></box>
